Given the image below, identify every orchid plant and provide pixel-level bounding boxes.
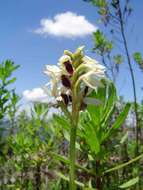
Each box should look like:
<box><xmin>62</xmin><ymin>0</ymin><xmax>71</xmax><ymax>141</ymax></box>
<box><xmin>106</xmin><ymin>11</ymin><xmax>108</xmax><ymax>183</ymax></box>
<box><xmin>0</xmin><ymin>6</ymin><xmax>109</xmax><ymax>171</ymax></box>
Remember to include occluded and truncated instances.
<box><xmin>44</xmin><ymin>46</ymin><xmax>106</xmax><ymax>190</ymax></box>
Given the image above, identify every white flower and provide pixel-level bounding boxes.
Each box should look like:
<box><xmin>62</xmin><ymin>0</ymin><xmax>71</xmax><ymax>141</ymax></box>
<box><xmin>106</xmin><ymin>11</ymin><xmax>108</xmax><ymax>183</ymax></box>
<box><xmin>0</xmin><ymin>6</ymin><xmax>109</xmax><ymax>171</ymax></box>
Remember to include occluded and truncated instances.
<box><xmin>44</xmin><ymin>65</ymin><xmax>61</xmax><ymax>97</ymax></box>
<box><xmin>79</xmin><ymin>70</ymin><xmax>105</xmax><ymax>90</ymax></box>
<box><xmin>44</xmin><ymin>47</ymin><xmax>107</xmax><ymax>107</ymax></box>
<box><xmin>82</xmin><ymin>56</ymin><xmax>106</xmax><ymax>72</ymax></box>
<box><xmin>44</xmin><ymin>64</ymin><xmax>72</xmax><ymax>104</ymax></box>
<box><xmin>58</xmin><ymin>55</ymin><xmax>74</xmax><ymax>75</ymax></box>
<box><xmin>59</xmin><ymin>55</ymin><xmax>72</xmax><ymax>64</ymax></box>
<box><xmin>73</xmin><ymin>56</ymin><xmax>105</xmax><ymax>80</ymax></box>
<box><xmin>74</xmin><ymin>56</ymin><xmax>106</xmax><ymax>90</ymax></box>
<box><xmin>44</xmin><ymin>65</ymin><xmax>61</xmax><ymax>77</ymax></box>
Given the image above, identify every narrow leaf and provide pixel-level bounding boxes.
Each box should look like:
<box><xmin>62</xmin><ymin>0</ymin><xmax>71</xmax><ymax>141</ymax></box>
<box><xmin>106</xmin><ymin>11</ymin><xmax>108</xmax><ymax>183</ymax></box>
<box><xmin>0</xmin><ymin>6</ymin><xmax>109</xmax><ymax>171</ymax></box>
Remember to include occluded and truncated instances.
<box><xmin>84</xmin><ymin>123</ymin><xmax>100</xmax><ymax>154</ymax></box>
<box><xmin>120</xmin><ymin>132</ymin><xmax>128</xmax><ymax>144</ymax></box>
<box><xmin>104</xmin><ymin>103</ymin><xmax>130</xmax><ymax>140</ymax></box>
<box><xmin>104</xmin><ymin>153</ymin><xmax>143</xmax><ymax>174</ymax></box>
<box><xmin>119</xmin><ymin>177</ymin><xmax>139</xmax><ymax>189</ymax></box>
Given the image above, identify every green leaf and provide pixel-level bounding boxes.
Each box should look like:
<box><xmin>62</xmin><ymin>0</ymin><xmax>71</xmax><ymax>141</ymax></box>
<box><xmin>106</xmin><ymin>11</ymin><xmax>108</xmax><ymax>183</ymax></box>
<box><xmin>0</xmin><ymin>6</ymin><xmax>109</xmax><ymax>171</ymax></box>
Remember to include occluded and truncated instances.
<box><xmin>87</xmin><ymin>104</ymin><xmax>101</xmax><ymax>126</ymax></box>
<box><xmin>49</xmin><ymin>152</ymin><xmax>94</xmax><ymax>175</ymax></box>
<box><xmin>133</xmin><ymin>52</ymin><xmax>143</xmax><ymax>72</ymax></box>
<box><xmin>84</xmin><ymin>122</ymin><xmax>100</xmax><ymax>154</ymax></box>
<box><xmin>120</xmin><ymin>131</ymin><xmax>128</xmax><ymax>144</ymax></box>
<box><xmin>56</xmin><ymin>172</ymin><xmax>96</xmax><ymax>189</ymax></box>
<box><xmin>104</xmin><ymin>103</ymin><xmax>130</xmax><ymax>140</ymax></box>
<box><xmin>113</xmin><ymin>54</ymin><xmax>124</xmax><ymax>64</ymax></box>
<box><xmin>93</xmin><ymin>30</ymin><xmax>113</xmax><ymax>54</ymax></box>
<box><xmin>133</xmin><ymin>52</ymin><xmax>142</xmax><ymax>64</ymax></box>
<box><xmin>53</xmin><ymin>114</ymin><xmax>70</xmax><ymax>131</ymax></box>
<box><xmin>119</xmin><ymin>177</ymin><xmax>139</xmax><ymax>189</ymax></box>
<box><xmin>101</xmin><ymin>83</ymin><xmax>116</xmax><ymax>125</ymax></box>
<box><xmin>104</xmin><ymin>154</ymin><xmax>143</xmax><ymax>174</ymax></box>
<box><xmin>56</xmin><ymin>172</ymin><xmax>85</xmax><ymax>187</ymax></box>
<box><xmin>6</xmin><ymin>77</ymin><xmax>17</xmax><ymax>85</ymax></box>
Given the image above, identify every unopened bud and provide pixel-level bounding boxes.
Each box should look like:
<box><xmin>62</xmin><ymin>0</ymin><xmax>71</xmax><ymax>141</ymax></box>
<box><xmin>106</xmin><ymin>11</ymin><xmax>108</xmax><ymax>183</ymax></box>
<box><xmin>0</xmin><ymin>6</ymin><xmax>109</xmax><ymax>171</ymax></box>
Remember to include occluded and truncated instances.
<box><xmin>64</xmin><ymin>50</ymin><xmax>73</xmax><ymax>58</ymax></box>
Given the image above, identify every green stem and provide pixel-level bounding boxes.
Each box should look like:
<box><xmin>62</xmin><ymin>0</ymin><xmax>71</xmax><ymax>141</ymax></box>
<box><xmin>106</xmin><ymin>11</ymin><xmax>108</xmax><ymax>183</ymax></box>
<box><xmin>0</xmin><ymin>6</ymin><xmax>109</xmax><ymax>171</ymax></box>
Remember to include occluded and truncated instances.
<box><xmin>95</xmin><ymin>160</ymin><xmax>102</xmax><ymax>190</ymax></box>
<box><xmin>69</xmin><ymin>91</ymin><xmax>79</xmax><ymax>190</ymax></box>
<box><xmin>117</xmin><ymin>1</ymin><xmax>139</xmax><ymax>155</ymax></box>
<box><xmin>69</xmin><ymin>125</ymin><xmax>77</xmax><ymax>190</ymax></box>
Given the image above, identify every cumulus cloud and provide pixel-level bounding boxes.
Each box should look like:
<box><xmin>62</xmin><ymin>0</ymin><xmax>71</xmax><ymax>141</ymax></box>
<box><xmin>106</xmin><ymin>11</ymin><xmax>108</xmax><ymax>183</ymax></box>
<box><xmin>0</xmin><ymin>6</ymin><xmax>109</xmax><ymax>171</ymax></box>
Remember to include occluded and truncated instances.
<box><xmin>34</xmin><ymin>11</ymin><xmax>97</xmax><ymax>38</ymax></box>
<box><xmin>23</xmin><ymin>88</ymin><xmax>49</xmax><ymax>103</ymax></box>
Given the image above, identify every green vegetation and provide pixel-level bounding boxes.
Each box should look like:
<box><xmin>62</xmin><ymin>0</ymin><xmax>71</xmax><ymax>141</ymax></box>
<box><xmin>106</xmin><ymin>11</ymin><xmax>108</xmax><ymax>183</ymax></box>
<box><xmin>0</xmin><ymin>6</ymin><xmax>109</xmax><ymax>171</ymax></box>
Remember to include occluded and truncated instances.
<box><xmin>0</xmin><ymin>0</ymin><xmax>143</xmax><ymax>190</ymax></box>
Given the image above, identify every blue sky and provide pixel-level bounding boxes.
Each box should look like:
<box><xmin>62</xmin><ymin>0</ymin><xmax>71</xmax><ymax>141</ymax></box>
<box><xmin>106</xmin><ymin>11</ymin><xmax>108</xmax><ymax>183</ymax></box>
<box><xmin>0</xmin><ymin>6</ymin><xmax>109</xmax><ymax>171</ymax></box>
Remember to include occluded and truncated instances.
<box><xmin>0</xmin><ymin>0</ymin><xmax>143</xmax><ymax>102</ymax></box>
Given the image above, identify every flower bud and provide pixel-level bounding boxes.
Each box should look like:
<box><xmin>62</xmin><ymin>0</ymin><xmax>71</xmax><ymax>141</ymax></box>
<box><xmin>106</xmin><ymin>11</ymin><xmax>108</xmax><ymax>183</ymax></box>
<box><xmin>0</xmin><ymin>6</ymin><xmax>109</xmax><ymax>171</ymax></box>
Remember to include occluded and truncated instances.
<box><xmin>74</xmin><ymin>46</ymin><xmax>85</xmax><ymax>57</ymax></box>
<box><xmin>64</xmin><ymin>50</ymin><xmax>73</xmax><ymax>58</ymax></box>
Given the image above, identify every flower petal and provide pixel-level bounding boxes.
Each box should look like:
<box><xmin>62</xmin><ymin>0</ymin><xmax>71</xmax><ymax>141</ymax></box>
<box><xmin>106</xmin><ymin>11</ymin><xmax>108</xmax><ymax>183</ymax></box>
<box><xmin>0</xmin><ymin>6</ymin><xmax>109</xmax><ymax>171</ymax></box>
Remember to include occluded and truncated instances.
<box><xmin>44</xmin><ymin>65</ymin><xmax>61</xmax><ymax>77</ymax></box>
<box><xmin>80</xmin><ymin>71</ymin><xmax>105</xmax><ymax>89</ymax></box>
<box><xmin>83</xmin><ymin>56</ymin><xmax>106</xmax><ymax>71</ymax></box>
<box><xmin>59</xmin><ymin>55</ymin><xmax>71</xmax><ymax>64</ymax></box>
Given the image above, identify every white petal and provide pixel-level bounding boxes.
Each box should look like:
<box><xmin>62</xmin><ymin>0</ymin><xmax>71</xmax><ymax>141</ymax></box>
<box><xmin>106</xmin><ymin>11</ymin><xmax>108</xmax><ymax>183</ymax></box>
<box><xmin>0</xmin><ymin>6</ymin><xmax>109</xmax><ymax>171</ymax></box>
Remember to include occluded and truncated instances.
<box><xmin>83</xmin><ymin>56</ymin><xmax>99</xmax><ymax>64</ymax></box>
<box><xmin>59</xmin><ymin>55</ymin><xmax>71</xmax><ymax>64</ymax></box>
<box><xmin>80</xmin><ymin>71</ymin><xmax>105</xmax><ymax>89</ymax></box>
<box><xmin>83</xmin><ymin>56</ymin><xmax>106</xmax><ymax>70</ymax></box>
<box><xmin>44</xmin><ymin>65</ymin><xmax>61</xmax><ymax>77</ymax></box>
<box><xmin>42</xmin><ymin>83</ymin><xmax>51</xmax><ymax>96</ymax></box>
<box><xmin>56</xmin><ymin>96</ymin><xmax>63</xmax><ymax>102</ymax></box>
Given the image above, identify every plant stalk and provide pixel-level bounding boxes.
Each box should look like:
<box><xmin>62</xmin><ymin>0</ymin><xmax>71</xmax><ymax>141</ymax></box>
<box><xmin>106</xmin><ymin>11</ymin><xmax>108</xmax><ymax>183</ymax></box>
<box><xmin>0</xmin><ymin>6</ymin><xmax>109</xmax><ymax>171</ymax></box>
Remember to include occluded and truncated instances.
<box><xmin>69</xmin><ymin>125</ymin><xmax>77</xmax><ymax>190</ymax></box>
<box><xmin>96</xmin><ymin>160</ymin><xmax>102</xmax><ymax>190</ymax></box>
<box><xmin>69</xmin><ymin>93</ymin><xmax>79</xmax><ymax>190</ymax></box>
<box><xmin>117</xmin><ymin>1</ymin><xmax>139</xmax><ymax>155</ymax></box>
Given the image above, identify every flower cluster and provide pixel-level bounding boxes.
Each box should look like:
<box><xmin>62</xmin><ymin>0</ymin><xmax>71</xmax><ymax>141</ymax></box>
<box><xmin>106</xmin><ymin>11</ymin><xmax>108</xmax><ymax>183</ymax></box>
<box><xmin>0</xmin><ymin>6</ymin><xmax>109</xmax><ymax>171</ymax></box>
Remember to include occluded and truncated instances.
<box><xmin>44</xmin><ymin>46</ymin><xmax>106</xmax><ymax>108</ymax></box>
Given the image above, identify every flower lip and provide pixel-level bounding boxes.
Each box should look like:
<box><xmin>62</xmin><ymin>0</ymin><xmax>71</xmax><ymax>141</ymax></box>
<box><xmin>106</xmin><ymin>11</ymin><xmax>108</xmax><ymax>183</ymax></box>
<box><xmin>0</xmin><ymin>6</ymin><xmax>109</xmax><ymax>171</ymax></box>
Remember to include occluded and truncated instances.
<box><xmin>61</xmin><ymin>75</ymin><xmax>71</xmax><ymax>88</ymax></box>
<box><xmin>61</xmin><ymin>93</ymin><xmax>69</xmax><ymax>105</ymax></box>
<box><xmin>69</xmin><ymin>95</ymin><xmax>72</xmax><ymax>102</ymax></box>
<box><xmin>63</xmin><ymin>60</ymin><xmax>74</xmax><ymax>75</ymax></box>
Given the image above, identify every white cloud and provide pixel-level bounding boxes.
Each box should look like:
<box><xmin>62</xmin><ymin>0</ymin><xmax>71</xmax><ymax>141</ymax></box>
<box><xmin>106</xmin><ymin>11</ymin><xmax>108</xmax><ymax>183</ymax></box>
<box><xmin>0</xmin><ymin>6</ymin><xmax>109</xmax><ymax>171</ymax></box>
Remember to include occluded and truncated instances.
<box><xmin>34</xmin><ymin>11</ymin><xmax>97</xmax><ymax>38</ymax></box>
<box><xmin>23</xmin><ymin>88</ymin><xmax>49</xmax><ymax>103</ymax></box>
